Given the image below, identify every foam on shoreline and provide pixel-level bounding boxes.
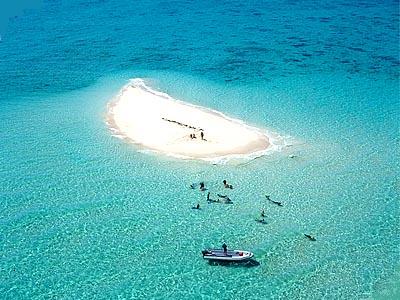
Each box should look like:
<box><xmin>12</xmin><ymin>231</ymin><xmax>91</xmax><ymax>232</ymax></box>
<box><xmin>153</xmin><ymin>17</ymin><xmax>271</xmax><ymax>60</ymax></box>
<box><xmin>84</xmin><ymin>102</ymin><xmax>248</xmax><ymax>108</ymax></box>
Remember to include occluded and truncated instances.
<box><xmin>106</xmin><ymin>79</ymin><xmax>286</xmax><ymax>163</ymax></box>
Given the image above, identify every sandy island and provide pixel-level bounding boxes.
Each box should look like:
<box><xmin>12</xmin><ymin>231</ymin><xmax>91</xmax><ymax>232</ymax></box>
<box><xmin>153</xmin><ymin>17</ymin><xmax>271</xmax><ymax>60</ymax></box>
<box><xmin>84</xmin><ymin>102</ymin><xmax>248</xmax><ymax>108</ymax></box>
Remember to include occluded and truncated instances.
<box><xmin>107</xmin><ymin>79</ymin><xmax>272</xmax><ymax>160</ymax></box>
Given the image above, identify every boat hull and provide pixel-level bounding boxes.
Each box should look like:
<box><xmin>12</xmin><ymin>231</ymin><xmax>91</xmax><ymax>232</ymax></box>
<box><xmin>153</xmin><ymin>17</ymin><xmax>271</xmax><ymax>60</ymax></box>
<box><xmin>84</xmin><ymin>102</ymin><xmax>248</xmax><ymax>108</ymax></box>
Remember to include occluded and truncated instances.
<box><xmin>202</xmin><ymin>249</ymin><xmax>254</xmax><ymax>261</ymax></box>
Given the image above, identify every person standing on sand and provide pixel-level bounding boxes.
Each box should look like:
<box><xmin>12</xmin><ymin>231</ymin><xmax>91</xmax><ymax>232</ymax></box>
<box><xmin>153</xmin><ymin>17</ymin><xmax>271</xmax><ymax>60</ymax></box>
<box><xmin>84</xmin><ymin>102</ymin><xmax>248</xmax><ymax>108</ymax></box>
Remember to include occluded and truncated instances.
<box><xmin>200</xmin><ymin>131</ymin><xmax>204</xmax><ymax>140</ymax></box>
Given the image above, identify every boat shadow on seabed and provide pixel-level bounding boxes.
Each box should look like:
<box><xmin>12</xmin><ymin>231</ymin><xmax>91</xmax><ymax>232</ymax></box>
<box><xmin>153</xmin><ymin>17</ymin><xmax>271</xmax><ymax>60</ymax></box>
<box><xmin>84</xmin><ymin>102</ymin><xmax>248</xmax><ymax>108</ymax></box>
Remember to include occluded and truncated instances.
<box><xmin>207</xmin><ymin>258</ymin><xmax>260</xmax><ymax>268</ymax></box>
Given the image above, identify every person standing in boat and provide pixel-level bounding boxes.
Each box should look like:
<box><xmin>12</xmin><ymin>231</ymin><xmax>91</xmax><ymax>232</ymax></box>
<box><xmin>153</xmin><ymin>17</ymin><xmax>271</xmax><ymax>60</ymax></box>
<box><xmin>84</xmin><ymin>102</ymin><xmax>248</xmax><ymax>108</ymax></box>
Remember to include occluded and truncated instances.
<box><xmin>222</xmin><ymin>242</ymin><xmax>227</xmax><ymax>254</ymax></box>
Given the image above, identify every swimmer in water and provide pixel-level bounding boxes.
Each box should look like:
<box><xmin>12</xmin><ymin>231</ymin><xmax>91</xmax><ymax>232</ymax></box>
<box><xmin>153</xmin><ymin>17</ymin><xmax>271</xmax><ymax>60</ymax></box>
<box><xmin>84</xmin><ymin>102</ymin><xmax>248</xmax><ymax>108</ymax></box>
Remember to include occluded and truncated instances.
<box><xmin>222</xmin><ymin>180</ymin><xmax>233</xmax><ymax>189</ymax></box>
<box><xmin>304</xmin><ymin>234</ymin><xmax>316</xmax><ymax>241</ymax></box>
<box><xmin>256</xmin><ymin>217</ymin><xmax>266</xmax><ymax>224</ymax></box>
<box><xmin>266</xmin><ymin>195</ymin><xmax>282</xmax><ymax>206</ymax></box>
<box><xmin>224</xmin><ymin>197</ymin><xmax>233</xmax><ymax>204</ymax></box>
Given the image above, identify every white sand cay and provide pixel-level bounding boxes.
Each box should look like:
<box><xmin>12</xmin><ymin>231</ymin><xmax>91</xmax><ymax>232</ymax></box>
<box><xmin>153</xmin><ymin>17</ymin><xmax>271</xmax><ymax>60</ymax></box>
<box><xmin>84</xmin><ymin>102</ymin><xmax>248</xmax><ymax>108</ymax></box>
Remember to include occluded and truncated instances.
<box><xmin>107</xmin><ymin>79</ymin><xmax>274</xmax><ymax>161</ymax></box>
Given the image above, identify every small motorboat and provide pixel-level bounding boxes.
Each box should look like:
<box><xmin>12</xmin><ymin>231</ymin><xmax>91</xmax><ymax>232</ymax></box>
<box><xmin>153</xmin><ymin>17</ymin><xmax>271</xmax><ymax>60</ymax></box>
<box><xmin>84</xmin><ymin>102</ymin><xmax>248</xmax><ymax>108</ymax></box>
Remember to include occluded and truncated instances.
<box><xmin>201</xmin><ymin>249</ymin><xmax>254</xmax><ymax>262</ymax></box>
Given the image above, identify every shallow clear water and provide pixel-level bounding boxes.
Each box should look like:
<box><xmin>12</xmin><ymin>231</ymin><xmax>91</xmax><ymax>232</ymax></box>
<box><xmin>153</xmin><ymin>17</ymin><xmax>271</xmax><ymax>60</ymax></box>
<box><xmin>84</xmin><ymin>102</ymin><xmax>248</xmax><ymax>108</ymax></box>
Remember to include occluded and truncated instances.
<box><xmin>0</xmin><ymin>1</ymin><xmax>399</xmax><ymax>299</ymax></box>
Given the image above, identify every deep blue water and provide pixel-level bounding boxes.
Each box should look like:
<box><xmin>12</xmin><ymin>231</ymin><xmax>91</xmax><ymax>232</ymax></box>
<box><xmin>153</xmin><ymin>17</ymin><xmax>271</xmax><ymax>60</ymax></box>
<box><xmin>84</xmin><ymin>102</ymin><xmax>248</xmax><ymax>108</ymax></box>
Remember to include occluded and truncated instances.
<box><xmin>1</xmin><ymin>0</ymin><xmax>399</xmax><ymax>96</ymax></box>
<box><xmin>0</xmin><ymin>0</ymin><xmax>399</xmax><ymax>299</ymax></box>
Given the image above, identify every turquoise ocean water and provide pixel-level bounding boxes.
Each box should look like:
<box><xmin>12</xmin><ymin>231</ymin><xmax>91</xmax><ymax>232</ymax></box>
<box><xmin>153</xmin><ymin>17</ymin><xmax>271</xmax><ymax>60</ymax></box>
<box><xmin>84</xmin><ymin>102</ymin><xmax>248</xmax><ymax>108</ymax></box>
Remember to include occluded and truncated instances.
<box><xmin>1</xmin><ymin>0</ymin><xmax>399</xmax><ymax>299</ymax></box>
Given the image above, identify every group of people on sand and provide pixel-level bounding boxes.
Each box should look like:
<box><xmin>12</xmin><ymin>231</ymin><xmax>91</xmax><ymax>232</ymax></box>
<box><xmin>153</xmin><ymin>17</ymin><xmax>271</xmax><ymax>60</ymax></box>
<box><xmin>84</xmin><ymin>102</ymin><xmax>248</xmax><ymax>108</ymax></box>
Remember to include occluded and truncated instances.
<box><xmin>189</xmin><ymin>131</ymin><xmax>205</xmax><ymax>141</ymax></box>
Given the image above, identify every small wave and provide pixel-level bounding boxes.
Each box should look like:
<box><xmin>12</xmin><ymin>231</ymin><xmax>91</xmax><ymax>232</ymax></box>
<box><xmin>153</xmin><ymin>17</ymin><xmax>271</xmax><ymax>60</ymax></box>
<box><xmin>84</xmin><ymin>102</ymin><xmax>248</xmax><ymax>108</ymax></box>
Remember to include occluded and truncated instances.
<box><xmin>111</xmin><ymin>133</ymin><xmax>126</xmax><ymax>139</ymax></box>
